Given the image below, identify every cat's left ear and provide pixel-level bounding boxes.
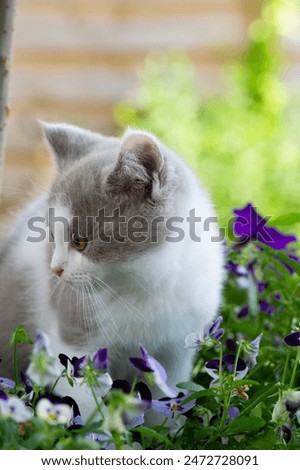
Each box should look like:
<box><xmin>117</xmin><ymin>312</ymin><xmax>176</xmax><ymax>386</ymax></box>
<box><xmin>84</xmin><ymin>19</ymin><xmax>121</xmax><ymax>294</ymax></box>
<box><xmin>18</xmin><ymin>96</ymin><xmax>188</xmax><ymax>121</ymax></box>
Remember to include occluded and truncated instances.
<box><xmin>107</xmin><ymin>129</ymin><xmax>165</xmax><ymax>200</ymax></box>
<box><xmin>40</xmin><ymin>121</ymin><xmax>102</xmax><ymax>171</ymax></box>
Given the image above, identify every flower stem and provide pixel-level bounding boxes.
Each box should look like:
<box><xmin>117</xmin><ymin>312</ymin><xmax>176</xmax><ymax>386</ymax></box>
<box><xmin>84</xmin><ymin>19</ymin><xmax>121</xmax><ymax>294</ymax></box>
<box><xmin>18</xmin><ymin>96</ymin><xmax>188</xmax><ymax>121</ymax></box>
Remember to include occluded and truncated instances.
<box><xmin>219</xmin><ymin>342</ymin><xmax>242</xmax><ymax>432</ymax></box>
<box><xmin>282</xmin><ymin>349</ymin><xmax>291</xmax><ymax>386</ymax></box>
<box><xmin>112</xmin><ymin>430</ymin><xmax>123</xmax><ymax>450</ymax></box>
<box><xmin>218</xmin><ymin>343</ymin><xmax>223</xmax><ymax>389</ymax></box>
<box><xmin>233</xmin><ymin>342</ymin><xmax>243</xmax><ymax>377</ymax></box>
<box><xmin>90</xmin><ymin>384</ymin><xmax>105</xmax><ymax>421</ymax></box>
<box><xmin>289</xmin><ymin>348</ymin><xmax>300</xmax><ymax>389</ymax></box>
<box><xmin>49</xmin><ymin>372</ymin><xmax>64</xmax><ymax>394</ymax></box>
<box><xmin>13</xmin><ymin>341</ymin><xmax>19</xmax><ymax>385</ymax></box>
<box><xmin>217</xmin><ymin>343</ymin><xmax>229</xmax><ymax>431</ymax></box>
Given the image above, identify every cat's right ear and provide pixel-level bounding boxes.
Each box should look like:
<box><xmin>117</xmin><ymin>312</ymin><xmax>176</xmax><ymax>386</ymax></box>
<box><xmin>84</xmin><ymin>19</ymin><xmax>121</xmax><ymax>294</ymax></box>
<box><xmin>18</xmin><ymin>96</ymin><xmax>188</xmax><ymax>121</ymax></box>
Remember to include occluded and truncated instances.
<box><xmin>40</xmin><ymin>121</ymin><xmax>102</xmax><ymax>171</ymax></box>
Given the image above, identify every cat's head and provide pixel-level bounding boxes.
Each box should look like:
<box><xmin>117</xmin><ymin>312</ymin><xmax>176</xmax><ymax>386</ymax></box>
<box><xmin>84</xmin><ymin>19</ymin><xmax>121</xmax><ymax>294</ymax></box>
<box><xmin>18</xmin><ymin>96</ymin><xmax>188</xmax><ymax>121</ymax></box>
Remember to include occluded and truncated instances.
<box><xmin>42</xmin><ymin>122</ymin><xmax>175</xmax><ymax>287</ymax></box>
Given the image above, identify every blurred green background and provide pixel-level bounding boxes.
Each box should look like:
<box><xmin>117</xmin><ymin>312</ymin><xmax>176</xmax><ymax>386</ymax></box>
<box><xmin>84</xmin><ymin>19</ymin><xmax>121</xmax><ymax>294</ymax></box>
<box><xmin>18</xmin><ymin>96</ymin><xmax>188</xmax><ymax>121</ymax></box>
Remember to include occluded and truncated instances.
<box><xmin>115</xmin><ymin>0</ymin><xmax>300</xmax><ymax>233</ymax></box>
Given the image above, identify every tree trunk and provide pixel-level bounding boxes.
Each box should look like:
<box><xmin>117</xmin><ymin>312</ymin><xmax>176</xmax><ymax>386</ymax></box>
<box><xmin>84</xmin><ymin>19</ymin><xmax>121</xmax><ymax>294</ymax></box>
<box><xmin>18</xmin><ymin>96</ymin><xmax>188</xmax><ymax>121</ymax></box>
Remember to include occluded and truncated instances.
<box><xmin>0</xmin><ymin>0</ymin><xmax>17</xmax><ymax>197</ymax></box>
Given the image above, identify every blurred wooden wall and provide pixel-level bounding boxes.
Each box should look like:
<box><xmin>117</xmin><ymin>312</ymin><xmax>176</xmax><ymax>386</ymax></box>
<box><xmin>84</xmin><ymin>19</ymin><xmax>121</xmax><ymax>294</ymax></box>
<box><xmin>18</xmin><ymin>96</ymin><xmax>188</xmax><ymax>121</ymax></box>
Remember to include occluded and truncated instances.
<box><xmin>1</xmin><ymin>0</ymin><xmax>299</xmax><ymax>226</ymax></box>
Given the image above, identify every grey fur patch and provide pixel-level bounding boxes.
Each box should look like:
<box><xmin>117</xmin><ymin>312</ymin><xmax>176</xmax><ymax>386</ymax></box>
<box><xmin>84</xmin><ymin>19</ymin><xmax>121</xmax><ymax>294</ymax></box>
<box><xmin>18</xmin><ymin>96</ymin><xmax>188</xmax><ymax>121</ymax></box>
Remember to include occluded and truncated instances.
<box><xmin>47</xmin><ymin>126</ymin><xmax>178</xmax><ymax>262</ymax></box>
<box><xmin>41</xmin><ymin>121</ymin><xmax>104</xmax><ymax>171</ymax></box>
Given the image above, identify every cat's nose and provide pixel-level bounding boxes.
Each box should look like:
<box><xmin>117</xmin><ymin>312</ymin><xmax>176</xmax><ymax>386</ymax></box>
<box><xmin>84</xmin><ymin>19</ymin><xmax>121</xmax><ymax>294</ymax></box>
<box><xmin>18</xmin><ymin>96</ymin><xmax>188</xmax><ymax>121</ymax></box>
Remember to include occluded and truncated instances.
<box><xmin>52</xmin><ymin>266</ymin><xmax>64</xmax><ymax>277</ymax></box>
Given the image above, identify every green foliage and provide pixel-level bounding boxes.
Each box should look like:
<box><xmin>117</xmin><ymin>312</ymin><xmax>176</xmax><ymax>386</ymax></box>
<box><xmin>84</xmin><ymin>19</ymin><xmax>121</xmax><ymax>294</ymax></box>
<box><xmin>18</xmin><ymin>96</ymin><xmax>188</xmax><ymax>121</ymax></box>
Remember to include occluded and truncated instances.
<box><xmin>0</xmin><ymin>233</ymin><xmax>300</xmax><ymax>449</ymax></box>
<box><xmin>115</xmin><ymin>0</ymin><xmax>300</xmax><ymax>233</ymax></box>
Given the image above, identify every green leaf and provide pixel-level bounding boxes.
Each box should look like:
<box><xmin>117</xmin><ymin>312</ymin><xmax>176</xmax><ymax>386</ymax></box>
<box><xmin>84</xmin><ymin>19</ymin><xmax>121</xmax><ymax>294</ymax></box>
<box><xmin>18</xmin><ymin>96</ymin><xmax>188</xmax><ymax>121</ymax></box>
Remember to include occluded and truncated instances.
<box><xmin>275</xmin><ymin>252</ymin><xmax>300</xmax><ymax>277</ymax></box>
<box><xmin>9</xmin><ymin>326</ymin><xmax>33</xmax><ymax>346</ymax></box>
<box><xmin>232</xmin><ymin>379</ymin><xmax>259</xmax><ymax>387</ymax></box>
<box><xmin>270</xmin><ymin>213</ymin><xmax>300</xmax><ymax>227</ymax></box>
<box><xmin>176</xmin><ymin>382</ymin><xmax>205</xmax><ymax>392</ymax></box>
<box><xmin>225</xmin><ymin>416</ymin><xmax>265</xmax><ymax>436</ymax></box>
<box><xmin>134</xmin><ymin>426</ymin><xmax>172</xmax><ymax>446</ymax></box>
<box><xmin>256</xmin><ymin>243</ymin><xmax>300</xmax><ymax>277</ymax></box>
<box><xmin>181</xmin><ymin>389</ymin><xmax>215</xmax><ymax>406</ymax></box>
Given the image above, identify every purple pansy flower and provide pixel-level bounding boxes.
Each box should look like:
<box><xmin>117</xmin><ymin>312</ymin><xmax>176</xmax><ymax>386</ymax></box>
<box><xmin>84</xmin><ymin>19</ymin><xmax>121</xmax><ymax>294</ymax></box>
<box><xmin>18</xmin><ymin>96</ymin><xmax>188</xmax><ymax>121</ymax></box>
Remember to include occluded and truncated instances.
<box><xmin>0</xmin><ymin>391</ymin><xmax>32</xmax><ymax>422</ymax></box>
<box><xmin>226</xmin><ymin>338</ymin><xmax>237</xmax><ymax>352</ymax></box>
<box><xmin>112</xmin><ymin>380</ymin><xmax>152</xmax><ymax>407</ymax></box>
<box><xmin>233</xmin><ymin>203</ymin><xmax>297</xmax><ymax>250</ymax></box>
<box><xmin>26</xmin><ymin>331</ymin><xmax>61</xmax><ymax>387</ymax></box>
<box><xmin>59</xmin><ymin>348</ymin><xmax>108</xmax><ymax>378</ymax></box>
<box><xmin>151</xmin><ymin>392</ymin><xmax>196</xmax><ymax>419</ymax></box>
<box><xmin>36</xmin><ymin>397</ymin><xmax>72</xmax><ymax>426</ymax></box>
<box><xmin>129</xmin><ymin>345</ymin><xmax>177</xmax><ymax>398</ymax></box>
<box><xmin>280</xmin><ymin>424</ymin><xmax>292</xmax><ymax>443</ymax></box>
<box><xmin>185</xmin><ymin>316</ymin><xmax>224</xmax><ymax>350</ymax></box>
<box><xmin>205</xmin><ymin>354</ymin><xmax>248</xmax><ymax>382</ymax></box>
<box><xmin>20</xmin><ymin>372</ymin><xmax>33</xmax><ymax>395</ymax></box>
<box><xmin>112</xmin><ymin>380</ymin><xmax>152</xmax><ymax>428</ymax></box>
<box><xmin>259</xmin><ymin>300</ymin><xmax>276</xmax><ymax>316</ymax></box>
<box><xmin>236</xmin><ymin>305</ymin><xmax>249</xmax><ymax>318</ymax></box>
<box><xmin>87</xmin><ymin>431</ymin><xmax>115</xmax><ymax>450</ymax></box>
<box><xmin>0</xmin><ymin>378</ymin><xmax>15</xmax><ymax>390</ymax></box>
<box><xmin>284</xmin><ymin>331</ymin><xmax>300</xmax><ymax>347</ymax></box>
<box><xmin>59</xmin><ymin>348</ymin><xmax>112</xmax><ymax>398</ymax></box>
<box><xmin>257</xmin><ymin>282</ymin><xmax>268</xmax><ymax>293</ymax></box>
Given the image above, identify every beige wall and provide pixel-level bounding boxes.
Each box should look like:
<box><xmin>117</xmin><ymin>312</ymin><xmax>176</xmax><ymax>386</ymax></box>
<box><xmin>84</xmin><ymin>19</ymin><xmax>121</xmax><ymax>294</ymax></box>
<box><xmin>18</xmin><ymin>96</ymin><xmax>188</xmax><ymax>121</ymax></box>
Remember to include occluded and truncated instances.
<box><xmin>2</xmin><ymin>0</ymin><xmax>299</xmax><ymax>225</ymax></box>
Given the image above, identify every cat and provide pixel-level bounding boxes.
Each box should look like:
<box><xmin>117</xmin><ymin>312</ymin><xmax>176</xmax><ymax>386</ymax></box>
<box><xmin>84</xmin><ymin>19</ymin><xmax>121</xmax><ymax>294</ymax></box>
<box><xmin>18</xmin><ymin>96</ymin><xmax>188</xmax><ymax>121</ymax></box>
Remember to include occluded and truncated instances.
<box><xmin>0</xmin><ymin>122</ymin><xmax>224</xmax><ymax>417</ymax></box>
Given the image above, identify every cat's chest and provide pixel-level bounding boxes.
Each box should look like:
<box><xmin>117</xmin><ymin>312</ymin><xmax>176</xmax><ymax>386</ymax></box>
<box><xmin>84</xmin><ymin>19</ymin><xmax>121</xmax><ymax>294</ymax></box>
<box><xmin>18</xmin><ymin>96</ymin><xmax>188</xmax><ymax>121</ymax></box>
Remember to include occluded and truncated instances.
<box><xmin>46</xmin><ymin>279</ymin><xmax>192</xmax><ymax>352</ymax></box>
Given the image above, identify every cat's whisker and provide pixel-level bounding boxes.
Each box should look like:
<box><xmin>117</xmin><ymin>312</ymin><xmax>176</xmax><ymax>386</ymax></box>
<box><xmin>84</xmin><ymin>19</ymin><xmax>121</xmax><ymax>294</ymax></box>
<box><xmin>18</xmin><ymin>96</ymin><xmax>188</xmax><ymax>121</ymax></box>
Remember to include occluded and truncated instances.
<box><xmin>86</xmin><ymin>281</ymin><xmax>122</xmax><ymax>342</ymax></box>
<box><xmin>76</xmin><ymin>282</ymin><xmax>88</xmax><ymax>338</ymax></box>
<box><xmin>84</xmin><ymin>292</ymin><xmax>125</xmax><ymax>361</ymax></box>
<box><xmin>81</xmin><ymin>283</ymin><xmax>93</xmax><ymax>342</ymax></box>
<box><xmin>129</xmin><ymin>272</ymin><xmax>155</xmax><ymax>298</ymax></box>
<box><xmin>84</xmin><ymin>281</ymin><xmax>118</xmax><ymax>349</ymax></box>
<box><xmin>90</xmin><ymin>275</ymin><xmax>147</xmax><ymax>325</ymax></box>
<box><xmin>84</xmin><ymin>282</ymin><xmax>108</xmax><ymax>344</ymax></box>
<box><xmin>81</xmin><ymin>283</ymin><xmax>95</xmax><ymax>348</ymax></box>
<box><xmin>87</xmin><ymin>280</ymin><xmax>125</xmax><ymax>346</ymax></box>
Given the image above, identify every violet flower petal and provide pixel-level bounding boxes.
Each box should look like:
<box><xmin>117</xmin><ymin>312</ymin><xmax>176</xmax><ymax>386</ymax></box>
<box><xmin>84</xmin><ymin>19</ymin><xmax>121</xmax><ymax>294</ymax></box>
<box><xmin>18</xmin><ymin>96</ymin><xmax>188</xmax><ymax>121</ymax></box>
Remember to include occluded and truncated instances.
<box><xmin>214</xmin><ymin>328</ymin><xmax>225</xmax><ymax>340</ymax></box>
<box><xmin>129</xmin><ymin>357</ymin><xmax>154</xmax><ymax>373</ymax></box>
<box><xmin>130</xmin><ymin>346</ymin><xmax>177</xmax><ymax>398</ymax></box>
<box><xmin>20</xmin><ymin>373</ymin><xmax>33</xmax><ymax>394</ymax></box>
<box><xmin>248</xmin><ymin>333</ymin><xmax>263</xmax><ymax>368</ymax></box>
<box><xmin>72</xmin><ymin>355</ymin><xmax>88</xmax><ymax>378</ymax></box>
<box><xmin>0</xmin><ymin>391</ymin><xmax>8</xmax><ymax>401</ymax></box>
<box><xmin>93</xmin><ymin>348</ymin><xmax>108</xmax><ymax>371</ymax></box>
<box><xmin>208</xmin><ymin>316</ymin><xmax>223</xmax><ymax>336</ymax></box>
<box><xmin>260</xmin><ymin>227</ymin><xmax>296</xmax><ymax>250</ymax></box>
<box><xmin>284</xmin><ymin>331</ymin><xmax>300</xmax><ymax>347</ymax></box>
<box><xmin>233</xmin><ymin>203</ymin><xmax>297</xmax><ymax>250</ymax></box>
<box><xmin>236</xmin><ymin>305</ymin><xmax>249</xmax><ymax>318</ymax></box>
<box><xmin>233</xmin><ymin>203</ymin><xmax>266</xmax><ymax>241</ymax></box>
<box><xmin>228</xmin><ymin>406</ymin><xmax>240</xmax><ymax>420</ymax></box>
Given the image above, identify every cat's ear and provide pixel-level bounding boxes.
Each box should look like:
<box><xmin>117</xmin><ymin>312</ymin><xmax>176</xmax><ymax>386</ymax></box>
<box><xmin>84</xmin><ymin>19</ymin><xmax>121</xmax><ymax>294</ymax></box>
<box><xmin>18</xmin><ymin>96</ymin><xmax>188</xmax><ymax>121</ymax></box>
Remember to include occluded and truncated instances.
<box><xmin>107</xmin><ymin>129</ymin><xmax>165</xmax><ymax>200</ymax></box>
<box><xmin>40</xmin><ymin>121</ymin><xmax>102</xmax><ymax>170</ymax></box>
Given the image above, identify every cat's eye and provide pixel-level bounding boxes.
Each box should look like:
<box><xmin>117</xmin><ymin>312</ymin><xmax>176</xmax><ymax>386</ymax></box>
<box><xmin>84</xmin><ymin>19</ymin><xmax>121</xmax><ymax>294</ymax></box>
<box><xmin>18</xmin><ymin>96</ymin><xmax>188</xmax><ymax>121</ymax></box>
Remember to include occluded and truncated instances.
<box><xmin>71</xmin><ymin>233</ymin><xmax>88</xmax><ymax>251</ymax></box>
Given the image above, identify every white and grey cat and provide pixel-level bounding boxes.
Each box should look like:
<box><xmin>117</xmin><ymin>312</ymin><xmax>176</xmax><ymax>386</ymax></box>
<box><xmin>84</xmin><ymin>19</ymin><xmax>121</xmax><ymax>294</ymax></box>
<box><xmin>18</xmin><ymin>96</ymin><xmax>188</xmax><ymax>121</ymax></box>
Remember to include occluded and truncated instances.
<box><xmin>0</xmin><ymin>123</ymin><xmax>224</xmax><ymax>415</ymax></box>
